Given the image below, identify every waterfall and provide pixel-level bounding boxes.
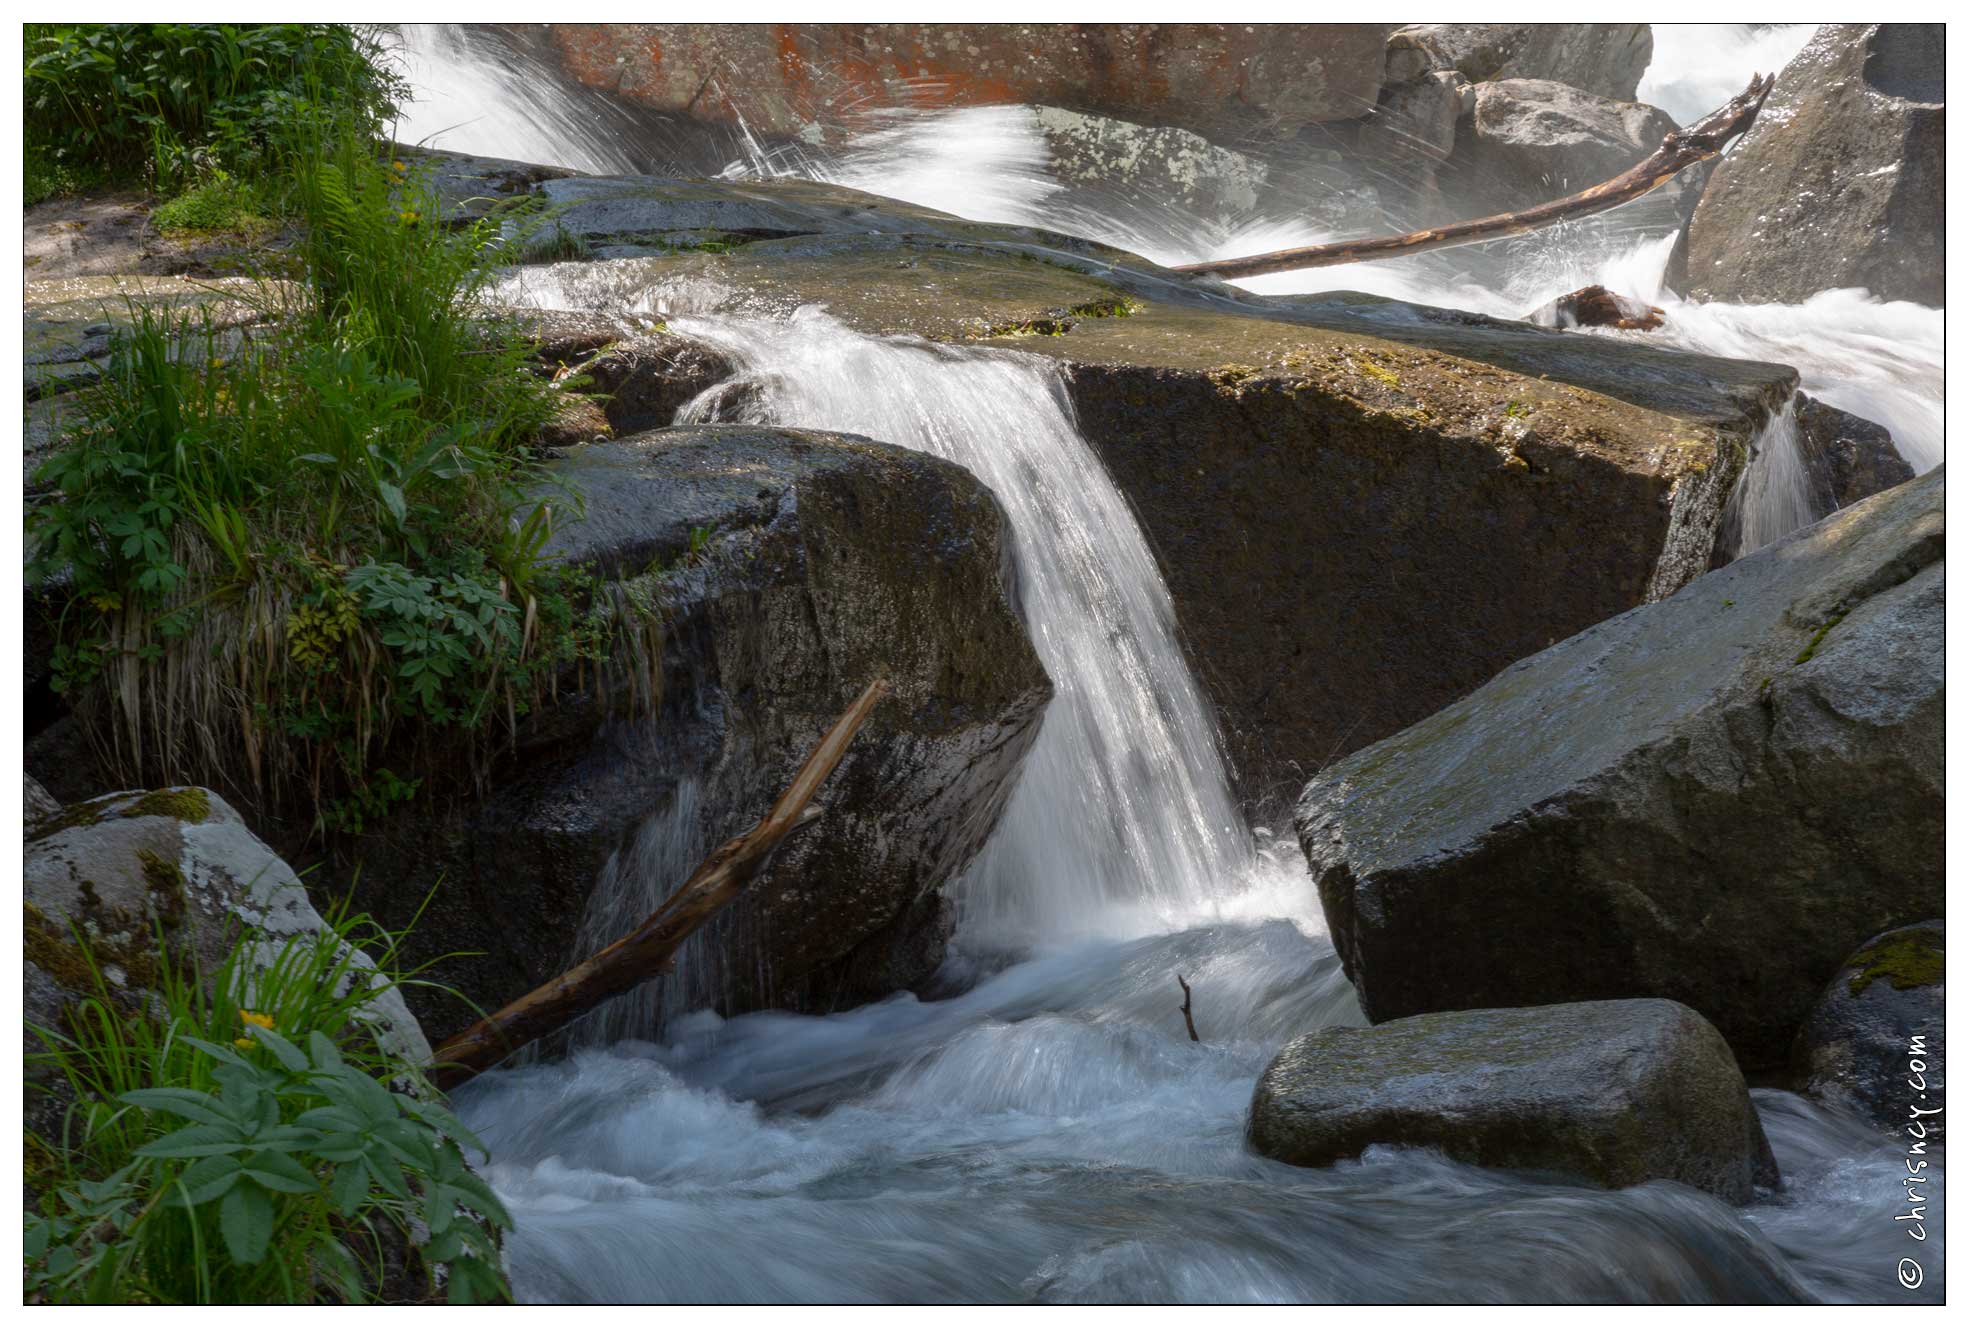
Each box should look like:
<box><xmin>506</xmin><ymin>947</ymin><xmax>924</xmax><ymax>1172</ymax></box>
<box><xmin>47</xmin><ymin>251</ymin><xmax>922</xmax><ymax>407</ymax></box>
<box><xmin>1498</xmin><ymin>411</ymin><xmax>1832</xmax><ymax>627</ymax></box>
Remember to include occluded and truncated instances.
<box><xmin>1725</xmin><ymin>403</ymin><xmax>1816</xmax><ymax>557</ymax></box>
<box><xmin>673</xmin><ymin>308</ymin><xmax>1257</xmax><ymax>948</ymax></box>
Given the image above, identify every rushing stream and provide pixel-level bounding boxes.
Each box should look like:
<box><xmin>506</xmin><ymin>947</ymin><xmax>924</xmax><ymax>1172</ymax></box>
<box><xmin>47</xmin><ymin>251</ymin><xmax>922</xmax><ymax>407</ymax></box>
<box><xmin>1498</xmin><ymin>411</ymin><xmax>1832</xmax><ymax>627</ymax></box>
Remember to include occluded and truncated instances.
<box><xmin>405</xmin><ymin>24</ymin><xmax>1945</xmax><ymax>1303</ymax></box>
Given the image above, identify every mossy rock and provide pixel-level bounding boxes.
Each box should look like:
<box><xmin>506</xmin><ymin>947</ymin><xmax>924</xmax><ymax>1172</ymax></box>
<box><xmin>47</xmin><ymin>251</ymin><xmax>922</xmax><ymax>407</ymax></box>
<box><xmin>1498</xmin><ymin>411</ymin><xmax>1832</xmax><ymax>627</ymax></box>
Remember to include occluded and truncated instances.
<box><xmin>22</xmin><ymin>786</ymin><xmax>432</xmax><ymax>1072</ymax></box>
<box><xmin>1795</xmin><ymin>921</ymin><xmax>1944</xmax><ymax>1135</ymax></box>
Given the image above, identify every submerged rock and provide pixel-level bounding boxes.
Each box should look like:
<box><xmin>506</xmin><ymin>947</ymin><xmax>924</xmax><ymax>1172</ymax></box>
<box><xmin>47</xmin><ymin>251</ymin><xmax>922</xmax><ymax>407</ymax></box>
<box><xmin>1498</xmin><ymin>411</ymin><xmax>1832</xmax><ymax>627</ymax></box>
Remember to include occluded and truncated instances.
<box><xmin>1297</xmin><ymin>468</ymin><xmax>1943</xmax><ymax>1067</ymax></box>
<box><xmin>1529</xmin><ymin>283</ymin><xmax>1665</xmax><ymax>330</ymax></box>
<box><xmin>1794</xmin><ymin>922</ymin><xmax>1944</xmax><ymax>1136</ymax></box>
<box><xmin>1676</xmin><ymin>24</ymin><xmax>1944</xmax><ymax>306</ymax></box>
<box><xmin>336</xmin><ymin>424</ymin><xmax>1049</xmax><ymax>1026</ymax></box>
<box><xmin>1249</xmin><ymin>999</ymin><xmax>1776</xmax><ymax>1203</ymax></box>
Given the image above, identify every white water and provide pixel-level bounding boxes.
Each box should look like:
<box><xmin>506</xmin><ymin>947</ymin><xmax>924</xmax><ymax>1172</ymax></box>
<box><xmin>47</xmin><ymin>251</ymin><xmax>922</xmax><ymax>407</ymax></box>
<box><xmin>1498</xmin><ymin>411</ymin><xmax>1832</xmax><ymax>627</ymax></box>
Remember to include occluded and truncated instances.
<box><xmin>675</xmin><ymin>309</ymin><xmax>1269</xmax><ymax>949</ymax></box>
<box><xmin>419</xmin><ymin>24</ymin><xmax>1946</xmax><ymax>1303</ymax></box>
<box><xmin>1727</xmin><ymin>403</ymin><xmax>1816</xmax><ymax>558</ymax></box>
<box><xmin>386</xmin><ymin>25</ymin><xmax>644</xmax><ymax>175</ymax></box>
<box><xmin>1638</xmin><ymin>24</ymin><xmax>1820</xmax><ymax>127</ymax></box>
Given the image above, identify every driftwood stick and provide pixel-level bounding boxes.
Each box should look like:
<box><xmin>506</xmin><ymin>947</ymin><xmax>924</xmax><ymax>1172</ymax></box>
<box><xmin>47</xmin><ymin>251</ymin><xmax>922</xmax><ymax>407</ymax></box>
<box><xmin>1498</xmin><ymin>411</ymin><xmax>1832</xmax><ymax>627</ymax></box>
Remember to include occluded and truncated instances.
<box><xmin>428</xmin><ymin>678</ymin><xmax>891</xmax><ymax>1090</ymax></box>
<box><xmin>1173</xmin><ymin>73</ymin><xmax>1775</xmax><ymax>281</ymax></box>
<box><xmin>1176</xmin><ymin>973</ymin><xmax>1200</xmax><ymax>1043</ymax></box>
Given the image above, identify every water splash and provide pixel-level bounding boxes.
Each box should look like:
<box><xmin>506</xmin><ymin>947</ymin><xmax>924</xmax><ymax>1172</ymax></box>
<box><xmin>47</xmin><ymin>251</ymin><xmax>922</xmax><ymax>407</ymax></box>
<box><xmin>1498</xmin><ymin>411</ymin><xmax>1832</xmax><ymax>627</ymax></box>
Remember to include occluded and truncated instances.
<box><xmin>1638</xmin><ymin>25</ymin><xmax>1820</xmax><ymax>127</ymax></box>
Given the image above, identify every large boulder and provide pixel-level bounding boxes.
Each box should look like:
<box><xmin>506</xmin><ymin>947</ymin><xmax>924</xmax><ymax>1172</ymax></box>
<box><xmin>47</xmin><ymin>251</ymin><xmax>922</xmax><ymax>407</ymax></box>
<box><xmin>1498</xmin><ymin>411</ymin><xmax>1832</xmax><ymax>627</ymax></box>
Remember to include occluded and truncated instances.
<box><xmin>1249</xmin><ymin>999</ymin><xmax>1777</xmax><ymax>1202</ymax></box>
<box><xmin>534</xmin><ymin>23</ymin><xmax>1396</xmax><ymax>144</ymax></box>
<box><xmin>332</xmin><ymin>424</ymin><xmax>1050</xmax><ymax>1027</ymax></box>
<box><xmin>1440</xmin><ymin>79</ymin><xmax>1681</xmax><ymax>217</ymax></box>
<box><xmin>1298</xmin><ymin>467</ymin><xmax>1943</xmax><ymax>1067</ymax></box>
<box><xmin>1794</xmin><ymin>922</ymin><xmax>1944</xmax><ymax>1136</ymax></box>
<box><xmin>1675</xmin><ymin>25</ymin><xmax>1944</xmax><ymax>306</ymax></box>
<box><xmin>25</xmin><ymin>785</ymin><xmax>432</xmax><ymax>1136</ymax></box>
<box><xmin>1386</xmin><ymin>24</ymin><xmax>1653</xmax><ymax>102</ymax></box>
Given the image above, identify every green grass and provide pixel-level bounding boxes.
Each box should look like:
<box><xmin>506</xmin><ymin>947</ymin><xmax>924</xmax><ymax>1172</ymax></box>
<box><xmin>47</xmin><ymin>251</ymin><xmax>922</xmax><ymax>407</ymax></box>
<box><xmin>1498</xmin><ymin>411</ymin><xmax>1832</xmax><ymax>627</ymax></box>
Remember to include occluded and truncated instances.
<box><xmin>26</xmin><ymin>903</ymin><xmax>511</xmax><ymax>1304</ymax></box>
<box><xmin>27</xmin><ymin>122</ymin><xmax>661</xmax><ymax>826</ymax></box>
<box><xmin>151</xmin><ymin>172</ymin><xmax>270</xmax><ymax>234</ymax></box>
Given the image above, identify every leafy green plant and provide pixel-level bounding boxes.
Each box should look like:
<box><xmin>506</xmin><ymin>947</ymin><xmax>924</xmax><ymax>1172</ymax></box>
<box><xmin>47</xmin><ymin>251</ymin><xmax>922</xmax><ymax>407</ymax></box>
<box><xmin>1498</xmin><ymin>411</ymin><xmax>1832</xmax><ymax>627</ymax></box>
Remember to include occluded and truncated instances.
<box><xmin>24</xmin><ymin>24</ymin><xmax>405</xmax><ymax>195</ymax></box>
<box><xmin>26</xmin><ymin>131</ymin><xmax>658</xmax><ymax>821</ymax></box>
<box><xmin>26</xmin><ymin>908</ymin><xmax>511</xmax><ymax>1304</ymax></box>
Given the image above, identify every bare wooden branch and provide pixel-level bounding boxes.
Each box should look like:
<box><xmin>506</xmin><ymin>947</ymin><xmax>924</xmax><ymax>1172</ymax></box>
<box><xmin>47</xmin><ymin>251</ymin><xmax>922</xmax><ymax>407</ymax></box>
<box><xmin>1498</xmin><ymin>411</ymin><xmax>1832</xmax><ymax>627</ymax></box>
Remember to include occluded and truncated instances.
<box><xmin>428</xmin><ymin>678</ymin><xmax>891</xmax><ymax>1090</ymax></box>
<box><xmin>1176</xmin><ymin>973</ymin><xmax>1200</xmax><ymax>1043</ymax></box>
<box><xmin>1173</xmin><ymin>73</ymin><xmax>1775</xmax><ymax>281</ymax></box>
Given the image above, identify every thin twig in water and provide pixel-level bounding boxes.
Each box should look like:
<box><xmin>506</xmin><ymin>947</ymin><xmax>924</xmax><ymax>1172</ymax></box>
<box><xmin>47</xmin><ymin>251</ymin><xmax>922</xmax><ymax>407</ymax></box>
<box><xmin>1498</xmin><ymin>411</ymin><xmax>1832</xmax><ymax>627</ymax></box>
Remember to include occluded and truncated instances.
<box><xmin>1176</xmin><ymin>973</ymin><xmax>1200</xmax><ymax>1043</ymax></box>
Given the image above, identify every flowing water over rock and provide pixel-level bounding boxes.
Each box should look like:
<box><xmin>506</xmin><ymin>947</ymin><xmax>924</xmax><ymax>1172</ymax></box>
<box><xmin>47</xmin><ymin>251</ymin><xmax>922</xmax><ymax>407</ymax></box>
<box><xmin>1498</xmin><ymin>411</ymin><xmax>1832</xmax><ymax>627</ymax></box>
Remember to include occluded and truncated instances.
<box><xmin>673</xmin><ymin>310</ymin><xmax>1259</xmax><ymax>950</ymax></box>
<box><xmin>410</xmin><ymin>26</ymin><xmax>1945</xmax><ymax>1303</ymax></box>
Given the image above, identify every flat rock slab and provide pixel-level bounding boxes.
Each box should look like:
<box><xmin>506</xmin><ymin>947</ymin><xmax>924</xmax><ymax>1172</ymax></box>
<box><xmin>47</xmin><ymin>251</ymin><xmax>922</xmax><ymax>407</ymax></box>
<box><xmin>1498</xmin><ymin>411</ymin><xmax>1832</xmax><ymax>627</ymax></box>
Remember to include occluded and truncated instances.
<box><xmin>1249</xmin><ymin>999</ymin><xmax>1777</xmax><ymax>1203</ymax></box>
<box><xmin>1298</xmin><ymin>468</ymin><xmax>1944</xmax><ymax>1067</ymax></box>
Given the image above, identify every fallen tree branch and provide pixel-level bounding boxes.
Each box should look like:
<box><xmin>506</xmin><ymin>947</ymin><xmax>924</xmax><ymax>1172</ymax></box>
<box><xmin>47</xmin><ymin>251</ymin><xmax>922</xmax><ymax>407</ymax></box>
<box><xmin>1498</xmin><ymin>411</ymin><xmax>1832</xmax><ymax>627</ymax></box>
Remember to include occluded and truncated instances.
<box><xmin>1177</xmin><ymin>973</ymin><xmax>1199</xmax><ymax>1043</ymax></box>
<box><xmin>428</xmin><ymin>678</ymin><xmax>891</xmax><ymax>1090</ymax></box>
<box><xmin>1173</xmin><ymin>73</ymin><xmax>1775</xmax><ymax>281</ymax></box>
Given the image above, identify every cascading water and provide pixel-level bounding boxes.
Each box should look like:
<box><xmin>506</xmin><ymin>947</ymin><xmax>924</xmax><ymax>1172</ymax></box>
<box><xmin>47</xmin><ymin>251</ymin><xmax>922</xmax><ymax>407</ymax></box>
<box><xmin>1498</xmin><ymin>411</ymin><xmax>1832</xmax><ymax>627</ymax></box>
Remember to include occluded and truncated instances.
<box><xmin>1725</xmin><ymin>403</ymin><xmax>1816</xmax><ymax>558</ymax></box>
<box><xmin>406</xmin><ymin>23</ymin><xmax>1946</xmax><ymax>1304</ymax></box>
<box><xmin>674</xmin><ymin>309</ymin><xmax>1259</xmax><ymax>948</ymax></box>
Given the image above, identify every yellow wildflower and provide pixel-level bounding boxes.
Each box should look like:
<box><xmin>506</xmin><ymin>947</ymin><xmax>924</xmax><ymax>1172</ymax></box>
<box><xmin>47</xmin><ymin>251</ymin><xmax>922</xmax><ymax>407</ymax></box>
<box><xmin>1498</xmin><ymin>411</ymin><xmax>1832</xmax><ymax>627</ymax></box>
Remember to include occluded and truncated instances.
<box><xmin>239</xmin><ymin>1010</ymin><xmax>274</xmax><ymax>1029</ymax></box>
<box><xmin>234</xmin><ymin>1037</ymin><xmax>254</xmax><ymax>1049</ymax></box>
<box><xmin>391</xmin><ymin>160</ymin><xmax>407</xmax><ymax>173</ymax></box>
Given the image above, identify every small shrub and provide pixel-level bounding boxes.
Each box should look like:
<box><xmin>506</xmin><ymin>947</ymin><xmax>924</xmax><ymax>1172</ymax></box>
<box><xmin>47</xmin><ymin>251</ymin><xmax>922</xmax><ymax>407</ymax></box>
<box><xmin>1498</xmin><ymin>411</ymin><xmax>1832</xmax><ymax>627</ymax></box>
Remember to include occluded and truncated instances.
<box><xmin>151</xmin><ymin>172</ymin><xmax>268</xmax><ymax>234</ymax></box>
<box><xmin>25</xmin><ymin>909</ymin><xmax>511</xmax><ymax>1304</ymax></box>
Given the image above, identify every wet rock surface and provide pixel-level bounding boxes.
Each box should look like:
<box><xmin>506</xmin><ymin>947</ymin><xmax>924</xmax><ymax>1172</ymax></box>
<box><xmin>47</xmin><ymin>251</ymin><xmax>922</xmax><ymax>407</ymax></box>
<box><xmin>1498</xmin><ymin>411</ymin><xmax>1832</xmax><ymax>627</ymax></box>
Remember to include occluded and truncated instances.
<box><xmin>1795</xmin><ymin>393</ymin><xmax>1918</xmax><ymax>514</ymax></box>
<box><xmin>335</xmin><ymin>424</ymin><xmax>1050</xmax><ymax>1027</ymax></box>
<box><xmin>1794</xmin><ymin>922</ymin><xmax>1944</xmax><ymax>1136</ymax></box>
<box><xmin>1298</xmin><ymin>468</ymin><xmax>1944</xmax><ymax>1067</ymax></box>
<box><xmin>1528</xmin><ymin>284</ymin><xmax>1664</xmax><ymax>331</ymax></box>
<box><xmin>1676</xmin><ymin>24</ymin><xmax>1944</xmax><ymax>306</ymax></box>
<box><xmin>1249</xmin><ymin>999</ymin><xmax>1777</xmax><ymax>1203</ymax></box>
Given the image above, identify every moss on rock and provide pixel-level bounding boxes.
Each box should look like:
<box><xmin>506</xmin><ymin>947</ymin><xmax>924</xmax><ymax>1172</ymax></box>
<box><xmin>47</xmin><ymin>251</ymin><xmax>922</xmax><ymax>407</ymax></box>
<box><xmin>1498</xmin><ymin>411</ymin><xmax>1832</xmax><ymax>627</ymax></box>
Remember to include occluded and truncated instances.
<box><xmin>1846</xmin><ymin>926</ymin><xmax>1944</xmax><ymax>996</ymax></box>
<box><xmin>122</xmin><ymin>786</ymin><xmax>212</xmax><ymax>824</ymax></box>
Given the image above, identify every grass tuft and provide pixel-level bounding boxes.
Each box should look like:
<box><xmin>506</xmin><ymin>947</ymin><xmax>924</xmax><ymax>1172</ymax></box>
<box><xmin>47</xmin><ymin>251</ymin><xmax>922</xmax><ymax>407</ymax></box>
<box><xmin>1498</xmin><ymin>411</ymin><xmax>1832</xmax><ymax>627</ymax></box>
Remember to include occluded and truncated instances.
<box><xmin>28</xmin><ymin>119</ymin><xmax>661</xmax><ymax>829</ymax></box>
